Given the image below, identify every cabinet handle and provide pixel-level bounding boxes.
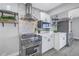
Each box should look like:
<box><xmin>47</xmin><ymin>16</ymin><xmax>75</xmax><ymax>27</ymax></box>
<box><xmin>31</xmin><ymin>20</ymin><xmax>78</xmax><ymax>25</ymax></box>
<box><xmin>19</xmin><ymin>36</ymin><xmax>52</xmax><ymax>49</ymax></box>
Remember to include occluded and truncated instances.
<box><xmin>48</xmin><ymin>39</ymin><xmax>50</xmax><ymax>41</ymax></box>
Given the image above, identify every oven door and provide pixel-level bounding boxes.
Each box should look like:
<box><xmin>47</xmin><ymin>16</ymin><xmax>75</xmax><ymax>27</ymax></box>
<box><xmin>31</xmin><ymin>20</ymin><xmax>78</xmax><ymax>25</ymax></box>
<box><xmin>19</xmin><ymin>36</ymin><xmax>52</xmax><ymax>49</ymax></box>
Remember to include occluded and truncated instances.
<box><xmin>26</xmin><ymin>45</ymin><xmax>39</xmax><ymax>56</ymax></box>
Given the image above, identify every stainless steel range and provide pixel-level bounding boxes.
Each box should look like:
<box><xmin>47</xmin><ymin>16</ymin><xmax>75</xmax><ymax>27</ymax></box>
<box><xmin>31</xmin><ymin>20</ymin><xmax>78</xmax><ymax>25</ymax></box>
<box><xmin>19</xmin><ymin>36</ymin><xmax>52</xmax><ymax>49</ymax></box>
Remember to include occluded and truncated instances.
<box><xmin>19</xmin><ymin>33</ymin><xmax>42</xmax><ymax>56</ymax></box>
<box><xmin>19</xmin><ymin>3</ymin><xmax>41</xmax><ymax>56</ymax></box>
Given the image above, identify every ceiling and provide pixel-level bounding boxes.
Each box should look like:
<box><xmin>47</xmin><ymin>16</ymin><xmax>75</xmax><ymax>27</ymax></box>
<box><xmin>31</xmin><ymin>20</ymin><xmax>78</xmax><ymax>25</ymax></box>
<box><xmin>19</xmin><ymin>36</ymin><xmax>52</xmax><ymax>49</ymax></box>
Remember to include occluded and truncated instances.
<box><xmin>32</xmin><ymin>3</ymin><xmax>63</xmax><ymax>12</ymax></box>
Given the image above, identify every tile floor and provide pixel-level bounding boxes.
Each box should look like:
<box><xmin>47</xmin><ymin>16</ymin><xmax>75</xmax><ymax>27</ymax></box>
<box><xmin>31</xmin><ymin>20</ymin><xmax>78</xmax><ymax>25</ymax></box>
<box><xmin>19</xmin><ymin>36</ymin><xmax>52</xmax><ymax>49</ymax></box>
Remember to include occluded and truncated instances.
<box><xmin>43</xmin><ymin>39</ymin><xmax>79</xmax><ymax>56</ymax></box>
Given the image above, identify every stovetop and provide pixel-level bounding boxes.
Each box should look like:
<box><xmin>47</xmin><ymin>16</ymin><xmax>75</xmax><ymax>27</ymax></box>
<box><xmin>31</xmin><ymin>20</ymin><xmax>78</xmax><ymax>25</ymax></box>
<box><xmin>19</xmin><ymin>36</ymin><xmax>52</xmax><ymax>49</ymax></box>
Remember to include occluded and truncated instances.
<box><xmin>21</xmin><ymin>33</ymin><xmax>42</xmax><ymax>49</ymax></box>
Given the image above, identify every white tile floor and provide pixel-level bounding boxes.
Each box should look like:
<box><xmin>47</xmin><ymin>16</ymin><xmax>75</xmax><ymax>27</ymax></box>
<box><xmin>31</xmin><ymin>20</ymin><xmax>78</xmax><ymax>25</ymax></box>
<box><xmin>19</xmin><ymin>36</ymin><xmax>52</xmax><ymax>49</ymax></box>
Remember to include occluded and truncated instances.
<box><xmin>43</xmin><ymin>39</ymin><xmax>79</xmax><ymax>56</ymax></box>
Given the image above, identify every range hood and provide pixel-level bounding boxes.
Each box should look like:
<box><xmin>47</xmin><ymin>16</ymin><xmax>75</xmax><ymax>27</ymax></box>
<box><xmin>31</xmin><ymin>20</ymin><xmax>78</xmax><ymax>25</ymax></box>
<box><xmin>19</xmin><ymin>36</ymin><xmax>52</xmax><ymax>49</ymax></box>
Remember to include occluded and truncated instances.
<box><xmin>21</xmin><ymin>3</ymin><xmax>37</xmax><ymax>21</ymax></box>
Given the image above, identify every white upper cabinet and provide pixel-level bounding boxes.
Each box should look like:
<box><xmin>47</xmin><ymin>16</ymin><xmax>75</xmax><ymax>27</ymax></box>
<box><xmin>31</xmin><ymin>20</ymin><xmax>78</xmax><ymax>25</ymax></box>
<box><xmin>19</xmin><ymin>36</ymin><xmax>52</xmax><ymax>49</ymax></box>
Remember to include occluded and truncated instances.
<box><xmin>40</xmin><ymin>12</ymin><xmax>51</xmax><ymax>22</ymax></box>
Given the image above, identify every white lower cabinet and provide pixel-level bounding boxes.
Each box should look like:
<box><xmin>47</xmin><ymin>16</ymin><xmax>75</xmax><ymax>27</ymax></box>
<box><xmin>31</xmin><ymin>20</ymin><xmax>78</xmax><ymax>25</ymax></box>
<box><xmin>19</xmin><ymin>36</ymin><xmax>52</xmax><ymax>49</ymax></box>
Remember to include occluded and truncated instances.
<box><xmin>42</xmin><ymin>34</ymin><xmax>54</xmax><ymax>54</ymax></box>
<box><xmin>54</xmin><ymin>33</ymin><xmax>66</xmax><ymax>50</ymax></box>
<box><xmin>41</xmin><ymin>32</ymin><xmax>66</xmax><ymax>54</ymax></box>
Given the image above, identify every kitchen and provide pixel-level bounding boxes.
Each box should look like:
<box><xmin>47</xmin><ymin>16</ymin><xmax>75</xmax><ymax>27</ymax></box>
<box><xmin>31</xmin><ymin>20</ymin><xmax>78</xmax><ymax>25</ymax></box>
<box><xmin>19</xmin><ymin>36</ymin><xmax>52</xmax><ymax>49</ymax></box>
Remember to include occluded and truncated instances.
<box><xmin>0</xmin><ymin>3</ymin><xmax>79</xmax><ymax>56</ymax></box>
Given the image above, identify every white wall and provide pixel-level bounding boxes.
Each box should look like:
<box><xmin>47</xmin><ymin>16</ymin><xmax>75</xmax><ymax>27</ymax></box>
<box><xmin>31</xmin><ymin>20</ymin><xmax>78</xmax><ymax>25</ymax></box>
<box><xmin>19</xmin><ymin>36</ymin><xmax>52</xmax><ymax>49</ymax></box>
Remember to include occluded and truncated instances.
<box><xmin>0</xmin><ymin>24</ymin><xmax>19</xmax><ymax>56</ymax></box>
<box><xmin>0</xmin><ymin>3</ymin><xmax>19</xmax><ymax>56</ymax></box>
<box><xmin>51</xmin><ymin>11</ymin><xmax>68</xmax><ymax>19</ymax></box>
<box><xmin>48</xmin><ymin>3</ymin><xmax>79</xmax><ymax>16</ymax></box>
<box><xmin>68</xmin><ymin>8</ymin><xmax>79</xmax><ymax>18</ymax></box>
<box><xmin>0</xmin><ymin>3</ymin><xmax>41</xmax><ymax>56</ymax></box>
<box><xmin>0</xmin><ymin>3</ymin><xmax>18</xmax><ymax>12</ymax></box>
<box><xmin>72</xmin><ymin>17</ymin><xmax>79</xmax><ymax>39</ymax></box>
<box><xmin>68</xmin><ymin>8</ymin><xmax>79</xmax><ymax>39</ymax></box>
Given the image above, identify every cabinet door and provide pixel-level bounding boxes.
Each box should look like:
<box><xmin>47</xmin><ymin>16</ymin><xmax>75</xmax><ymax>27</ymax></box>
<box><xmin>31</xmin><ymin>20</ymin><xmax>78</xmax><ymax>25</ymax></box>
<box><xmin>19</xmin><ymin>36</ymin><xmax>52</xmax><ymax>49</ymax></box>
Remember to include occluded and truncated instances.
<box><xmin>48</xmin><ymin>35</ymin><xmax>54</xmax><ymax>49</ymax></box>
<box><xmin>59</xmin><ymin>34</ymin><xmax>66</xmax><ymax>49</ymax></box>
<box><xmin>54</xmin><ymin>34</ymin><xmax>60</xmax><ymax>50</ymax></box>
<box><xmin>42</xmin><ymin>36</ymin><xmax>49</xmax><ymax>54</ymax></box>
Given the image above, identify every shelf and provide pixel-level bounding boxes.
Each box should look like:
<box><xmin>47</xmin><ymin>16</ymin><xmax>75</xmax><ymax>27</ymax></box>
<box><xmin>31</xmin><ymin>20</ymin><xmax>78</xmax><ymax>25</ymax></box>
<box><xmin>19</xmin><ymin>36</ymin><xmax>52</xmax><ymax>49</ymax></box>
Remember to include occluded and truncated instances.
<box><xmin>0</xmin><ymin>9</ymin><xmax>18</xmax><ymax>27</ymax></box>
<box><xmin>0</xmin><ymin>20</ymin><xmax>18</xmax><ymax>23</ymax></box>
<box><xmin>0</xmin><ymin>20</ymin><xmax>18</xmax><ymax>27</ymax></box>
<box><xmin>0</xmin><ymin>9</ymin><xmax>18</xmax><ymax>15</ymax></box>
